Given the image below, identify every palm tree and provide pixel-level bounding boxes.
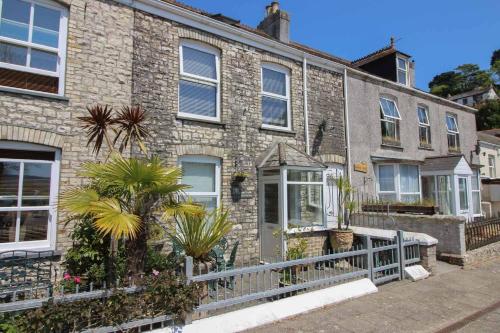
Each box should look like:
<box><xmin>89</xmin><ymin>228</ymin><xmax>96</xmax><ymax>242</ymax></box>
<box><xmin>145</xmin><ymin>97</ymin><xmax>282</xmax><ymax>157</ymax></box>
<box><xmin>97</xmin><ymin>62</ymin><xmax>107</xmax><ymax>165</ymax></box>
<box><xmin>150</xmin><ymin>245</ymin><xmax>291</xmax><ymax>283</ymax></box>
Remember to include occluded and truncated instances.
<box><xmin>61</xmin><ymin>154</ymin><xmax>203</xmax><ymax>275</ymax></box>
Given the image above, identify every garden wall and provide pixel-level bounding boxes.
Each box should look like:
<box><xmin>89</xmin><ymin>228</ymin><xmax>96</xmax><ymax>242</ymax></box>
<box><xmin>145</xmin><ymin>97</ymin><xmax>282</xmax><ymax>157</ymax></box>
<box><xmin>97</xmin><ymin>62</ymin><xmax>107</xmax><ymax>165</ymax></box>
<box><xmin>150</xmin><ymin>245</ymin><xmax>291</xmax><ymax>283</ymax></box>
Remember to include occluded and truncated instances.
<box><xmin>352</xmin><ymin>213</ymin><xmax>466</xmax><ymax>257</ymax></box>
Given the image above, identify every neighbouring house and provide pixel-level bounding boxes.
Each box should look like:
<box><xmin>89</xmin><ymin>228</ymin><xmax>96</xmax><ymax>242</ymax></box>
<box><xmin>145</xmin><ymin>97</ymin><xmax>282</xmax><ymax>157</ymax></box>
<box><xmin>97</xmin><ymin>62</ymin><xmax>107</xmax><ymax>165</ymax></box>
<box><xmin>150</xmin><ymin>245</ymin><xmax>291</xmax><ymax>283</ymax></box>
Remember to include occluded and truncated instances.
<box><xmin>449</xmin><ymin>85</ymin><xmax>499</xmax><ymax>108</ymax></box>
<box><xmin>347</xmin><ymin>40</ymin><xmax>481</xmax><ymax>219</ymax></box>
<box><xmin>477</xmin><ymin>130</ymin><xmax>500</xmax><ymax>217</ymax></box>
<box><xmin>0</xmin><ymin>0</ymin><xmax>481</xmax><ymax>265</ymax></box>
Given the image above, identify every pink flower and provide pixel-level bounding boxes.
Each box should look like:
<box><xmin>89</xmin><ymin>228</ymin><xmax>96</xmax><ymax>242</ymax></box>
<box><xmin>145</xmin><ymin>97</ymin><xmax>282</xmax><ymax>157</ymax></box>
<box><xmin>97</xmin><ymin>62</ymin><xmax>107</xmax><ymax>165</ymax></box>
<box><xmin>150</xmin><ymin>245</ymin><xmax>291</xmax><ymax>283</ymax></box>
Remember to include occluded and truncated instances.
<box><xmin>74</xmin><ymin>276</ymin><xmax>81</xmax><ymax>284</ymax></box>
<box><xmin>152</xmin><ymin>269</ymin><xmax>159</xmax><ymax>276</ymax></box>
<box><xmin>63</xmin><ymin>273</ymin><xmax>71</xmax><ymax>281</ymax></box>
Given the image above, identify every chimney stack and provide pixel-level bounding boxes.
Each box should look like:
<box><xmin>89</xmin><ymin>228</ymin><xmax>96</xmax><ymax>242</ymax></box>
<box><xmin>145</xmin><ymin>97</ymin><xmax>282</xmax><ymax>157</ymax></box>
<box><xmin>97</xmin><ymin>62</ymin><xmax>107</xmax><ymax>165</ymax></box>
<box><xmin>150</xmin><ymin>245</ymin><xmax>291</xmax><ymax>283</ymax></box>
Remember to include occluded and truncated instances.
<box><xmin>257</xmin><ymin>2</ymin><xmax>290</xmax><ymax>43</ymax></box>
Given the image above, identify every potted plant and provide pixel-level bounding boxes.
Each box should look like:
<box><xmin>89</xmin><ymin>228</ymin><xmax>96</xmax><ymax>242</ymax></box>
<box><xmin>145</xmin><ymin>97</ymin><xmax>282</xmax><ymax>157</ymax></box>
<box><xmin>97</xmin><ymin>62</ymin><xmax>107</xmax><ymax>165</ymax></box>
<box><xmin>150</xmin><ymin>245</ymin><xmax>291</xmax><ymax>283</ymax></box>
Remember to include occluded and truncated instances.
<box><xmin>278</xmin><ymin>232</ymin><xmax>308</xmax><ymax>295</ymax></box>
<box><xmin>232</xmin><ymin>171</ymin><xmax>249</xmax><ymax>183</ymax></box>
<box><xmin>329</xmin><ymin>176</ymin><xmax>356</xmax><ymax>251</ymax></box>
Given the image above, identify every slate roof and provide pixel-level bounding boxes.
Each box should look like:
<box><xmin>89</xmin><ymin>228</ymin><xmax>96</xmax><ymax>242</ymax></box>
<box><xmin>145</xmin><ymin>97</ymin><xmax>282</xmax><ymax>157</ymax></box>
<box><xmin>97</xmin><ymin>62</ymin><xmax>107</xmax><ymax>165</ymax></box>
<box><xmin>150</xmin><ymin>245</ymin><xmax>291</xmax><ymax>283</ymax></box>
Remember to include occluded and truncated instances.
<box><xmin>352</xmin><ymin>44</ymin><xmax>411</xmax><ymax>67</ymax></box>
<box><xmin>256</xmin><ymin>142</ymin><xmax>326</xmax><ymax>169</ymax></box>
<box><xmin>478</xmin><ymin>130</ymin><xmax>500</xmax><ymax>146</ymax></box>
<box><xmin>421</xmin><ymin>155</ymin><xmax>465</xmax><ymax>172</ymax></box>
<box><xmin>448</xmin><ymin>86</ymin><xmax>498</xmax><ymax>101</ymax></box>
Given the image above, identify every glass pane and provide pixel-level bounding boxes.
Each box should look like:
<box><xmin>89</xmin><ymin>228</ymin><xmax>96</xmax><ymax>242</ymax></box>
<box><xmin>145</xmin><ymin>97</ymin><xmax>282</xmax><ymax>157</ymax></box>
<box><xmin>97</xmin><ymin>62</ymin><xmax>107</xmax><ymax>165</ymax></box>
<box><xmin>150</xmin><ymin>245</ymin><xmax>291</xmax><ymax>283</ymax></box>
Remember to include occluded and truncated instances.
<box><xmin>0</xmin><ymin>0</ymin><xmax>30</xmax><ymax>41</ymax></box>
<box><xmin>0</xmin><ymin>161</ymin><xmax>20</xmax><ymax>207</ymax></box>
<box><xmin>0</xmin><ymin>42</ymin><xmax>27</xmax><ymax>66</ymax></box>
<box><xmin>22</xmin><ymin>163</ymin><xmax>51</xmax><ymax>206</ymax></box>
<box><xmin>397</xmin><ymin>58</ymin><xmax>407</xmax><ymax>69</ymax></box>
<box><xmin>459</xmin><ymin>178</ymin><xmax>468</xmax><ymax>211</ymax></box>
<box><xmin>381</xmin><ymin>120</ymin><xmax>397</xmax><ymax>141</ymax></box>
<box><xmin>262</xmin><ymin>96</ymin><xmax>287</xmax><ymax>127</ymax></box>
<box><xmin>182</xmin><ymin>46</ymin><xmax>216</xmax><ymax>79</ymax></box>
<box><xmin>471</xmin><ymin>171</ymin><xmax>479</xmax><ymax>190</ymax></box>
<box><xmin>0</xmin><ymin>211</ymin><xmax>17</xmax><ymax>243</ymax></box>
<box><xmin>287</xmin><ymin>170</ymin><xmax>322</xmax><ymax>182</ymax></box>
<box><xmin>262</xmin><ymin>68</ymin><xmax>286</xmax><ymax>96</ymax></box>
<box><xmin>378</xmin><ymin>193</ymin><xmax>397</xmax><ymax>202</ymax></box>
<box><xmin>287</xmin><ymin>184</ymin><xmax>323</xmax><ymax>227</ymax></box>
<box><xmin>473</xmin><ymin>192</ymin><xmax>480</xmax><ymax>215</ymax></box>
<box><xmin>417</xmin><ymin>107</ymin><xmax>428</xmax><ymax>124</ymax></box>
<box><xmin>419</xmin><ymin>126</ymin><xmax>430</xmax><ymax>144</ymax></box>
<box><xmin>262</xmin><ymin>169</ymin><xmax>280</xmax><ymax>176</ymax></box>
<box><xmin>182</xmin><ymin>161</ymin><xmax>215</xmax><ymax>192</ymax></box>
<box><xmin>32</xmin><ymin>5</ymin><xmax>60</xmax><ymax>48</ymax></box>
<box><xmin>191</xmin><ymin>196</ymin><xmax>217</xmax><ymax>213</ymax></box>
<box><xmin>264</xmin><ymin>183</ymin><xmax>279</xmax><ymax>224</ymax></box>
<box><xmin>401</xmin><ymin>194</ymin><xmax>420</xmax><ymax>203</ymax></box>
<box><xmin>448</xmin><ymin>133</ymin><xmax>459</xmax><ymax>150</ymax></box>
<box><xmin>379</xmin><ymin>98</ymin><xmax>399</xmax><ymax>118</ymax></box>
<box><xmin>397</xmin><ymin>70</ymin><xmax>407</xmax><ymax>85</ymax></box>
<box><xmin>422</xmin><ymin>176</ymin><xmax>436</xmax><ymax>204</ymax></box>
<box><xmin>446</xmin><ymin>115</ymin><xmax>458</xmax><ymax>132</ymax></box>
<box><xmin>437</xmin><ymin>175</ymin><xmax>451</xmax><ymax>215</ymax></box>
<box><xmin>19</xmin><ymin>210</ymin><xmax>48</xmax><ymax>241</ymax></box>
<box><xmin>30</xmin><ymin>49</ymin><xmax>57</xmax><ymax>71</ymax></box>
<box><xmin>179</xmin><ymin>79</ymin><xmax>217</xmax><ymax>117</ymax></box>
<box><xmin>400</xmin><ymin>164</ymin><xmax>419</xmax><ymax>193</ymax></box>
<box><xmin>378</xmin><ymin>165</ymin><xmax>395</xmax><ymax>191</ymax></box>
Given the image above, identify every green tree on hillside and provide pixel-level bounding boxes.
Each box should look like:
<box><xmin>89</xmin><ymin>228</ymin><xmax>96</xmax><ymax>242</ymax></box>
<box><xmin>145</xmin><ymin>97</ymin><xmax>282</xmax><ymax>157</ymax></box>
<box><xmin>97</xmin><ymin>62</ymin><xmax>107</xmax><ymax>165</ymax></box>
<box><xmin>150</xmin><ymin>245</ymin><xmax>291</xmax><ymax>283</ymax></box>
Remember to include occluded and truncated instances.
<box><xmin>476</xmin><ymin>100</ymin><xmax>500</xmax><ymax>130</ymax></box>
<box><xmin>429</xmin><ymin>64</ymin><xmax>492</xmax><ymax>97</ymax></box>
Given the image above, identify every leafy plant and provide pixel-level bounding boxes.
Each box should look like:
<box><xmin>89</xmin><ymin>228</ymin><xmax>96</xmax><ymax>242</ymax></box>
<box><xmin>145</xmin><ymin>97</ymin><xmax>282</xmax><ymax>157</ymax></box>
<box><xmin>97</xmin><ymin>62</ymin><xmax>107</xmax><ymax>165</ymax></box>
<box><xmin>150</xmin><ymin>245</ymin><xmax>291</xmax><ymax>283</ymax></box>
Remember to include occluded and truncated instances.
<box><xmin>60</xmin><ymin>154</ymin><xmax>203</xmax><ymax>275</ymax></box>
<box><xmin>144</xmin><ymin>246</ymin><xmax>182</xmax><ymax>274</ymax></box>
<box><xmin>167</xmin><ymin>208</ymin><xmax>233</xmax><ymax>262</ymax></box>
<box><xmin>333</xmin><ymin>176</ymin><xmax>356</xmax><ymax>230</ymax></box>
<box><xmin>114</xmin><ymin>105</ymin><xmax>150</xmax><ymax>155</ymax></box>
<box><xmin>79</xmin><ymin>104</ymin><xmax>117</xmax><ymax>155</ymax></box>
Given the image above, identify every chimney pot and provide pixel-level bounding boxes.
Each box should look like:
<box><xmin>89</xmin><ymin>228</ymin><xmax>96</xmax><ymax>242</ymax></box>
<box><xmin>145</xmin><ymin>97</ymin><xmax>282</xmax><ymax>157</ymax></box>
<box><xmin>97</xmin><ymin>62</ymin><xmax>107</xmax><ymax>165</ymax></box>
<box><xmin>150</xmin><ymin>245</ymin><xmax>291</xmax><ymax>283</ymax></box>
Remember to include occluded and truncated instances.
<box><xmin>265</xmin><ymin>5</ymin><xmax>271</xmax><ymax>16</ymax></box>
<box><xmin>271</xmin><ymin>2</ymin><xmax>279</xmax><ymax>14</ymax></box>
<box><xmin>257</xmin><ymin>2</ymin><xmax>290</xmax><ymax>43</ymax></box>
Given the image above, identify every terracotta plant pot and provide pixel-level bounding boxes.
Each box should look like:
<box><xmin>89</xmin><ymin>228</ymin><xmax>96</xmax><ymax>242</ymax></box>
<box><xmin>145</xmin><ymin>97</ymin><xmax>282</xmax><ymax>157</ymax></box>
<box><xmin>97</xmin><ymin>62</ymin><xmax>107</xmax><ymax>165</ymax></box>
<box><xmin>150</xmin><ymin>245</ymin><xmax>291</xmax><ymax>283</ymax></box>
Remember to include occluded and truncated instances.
<box><xmin>329</xmin><ymin>229</ymin><xmax>354</xmax><ymax>250</ymax></box>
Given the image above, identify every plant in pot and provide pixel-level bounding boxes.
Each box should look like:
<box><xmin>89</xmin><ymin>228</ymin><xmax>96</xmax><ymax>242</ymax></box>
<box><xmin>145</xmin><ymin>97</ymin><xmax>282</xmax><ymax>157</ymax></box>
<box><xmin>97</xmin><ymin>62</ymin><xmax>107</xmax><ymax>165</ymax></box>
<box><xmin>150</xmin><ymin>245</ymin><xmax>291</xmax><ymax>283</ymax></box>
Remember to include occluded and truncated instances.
<box><xmin>329</xmin><ymin>175</ymin><xmax>356</xmax><ymax>251</ymax></box>
<box><xmin>279</xmin><ymin>231</ymin><xmax>308</xmax><ymax>295</ymax></box>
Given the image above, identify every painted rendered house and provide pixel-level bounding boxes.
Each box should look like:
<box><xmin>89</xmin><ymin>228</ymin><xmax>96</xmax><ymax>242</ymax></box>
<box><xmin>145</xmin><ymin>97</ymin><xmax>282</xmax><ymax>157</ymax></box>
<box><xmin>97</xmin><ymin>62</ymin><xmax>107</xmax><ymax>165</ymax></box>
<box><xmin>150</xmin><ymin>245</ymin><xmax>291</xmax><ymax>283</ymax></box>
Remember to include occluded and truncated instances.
<box><xmin>449</xmin><ymin>86</ymin><xmax>499</xmax><ymax>108</ymax></box>
<box><xmin>346</xmin><ymin>41</ymin><xmax>481</xmax><ymax>219</ymax></box>
<box><xmin>477</xmin><ymin>130</ymin><xmax>500</xmax><ymax>217</ymax></box>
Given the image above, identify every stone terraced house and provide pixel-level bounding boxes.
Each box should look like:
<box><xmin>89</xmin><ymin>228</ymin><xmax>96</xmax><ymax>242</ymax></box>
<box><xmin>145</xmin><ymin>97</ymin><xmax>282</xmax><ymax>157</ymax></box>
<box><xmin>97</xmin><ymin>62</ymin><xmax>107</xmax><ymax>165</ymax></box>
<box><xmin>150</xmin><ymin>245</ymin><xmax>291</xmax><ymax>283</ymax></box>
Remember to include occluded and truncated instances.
<box><xmin>0</xmin><ymin>0</ymin><xmax>480</xmax><ymax>263</ymax></box>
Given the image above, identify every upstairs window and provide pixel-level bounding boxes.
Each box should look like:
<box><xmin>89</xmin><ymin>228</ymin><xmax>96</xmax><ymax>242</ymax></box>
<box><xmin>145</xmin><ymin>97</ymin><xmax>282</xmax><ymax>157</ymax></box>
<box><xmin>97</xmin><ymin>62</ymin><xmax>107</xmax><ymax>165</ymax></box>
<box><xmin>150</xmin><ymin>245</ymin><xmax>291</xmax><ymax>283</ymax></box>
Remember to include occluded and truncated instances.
<box><xmin>446</xmin><ymin>114</ymin><xmax>460</xmax><ymax>152</ymax></box>
<box><xmin>0</xmin><ymin>0</ymin><xmax>67</xmax><ymax>95</ymax></box>
<box><xmin>488</xmin><ymin>154</ymin><xmax>496</xmax><ymax>178</ymax></box>
<box><xmin>379</xmin><ymin>97</ymin><xmax>401</xmax><ymax>145</ymax></box>
<box><xmin>417</xmin><ymin>106</ymin><xmax>431</xmax><ymax>147</ymax></box>
<box><xmin>396</xmin><ymin>57</ymin><xmax>408</xmax><ymax>86</ymax></box>
<box><xmin>179</xmin><ymin>41</ymin><xmax>220</xmax><ymax>121</ymax></box>
<box><xmin>261</xmin><ymin>64</ymin><xmax>291</xmax><ymax>130</ymax></box>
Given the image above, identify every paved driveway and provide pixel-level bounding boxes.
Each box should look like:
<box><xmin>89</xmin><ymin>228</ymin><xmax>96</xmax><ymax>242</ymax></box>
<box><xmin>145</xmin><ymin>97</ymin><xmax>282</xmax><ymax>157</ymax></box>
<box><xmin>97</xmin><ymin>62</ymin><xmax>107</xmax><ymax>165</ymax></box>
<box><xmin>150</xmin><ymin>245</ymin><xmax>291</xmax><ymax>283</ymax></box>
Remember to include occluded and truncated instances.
<box><xmin>245</xmin><ymin>258</ymin><xmax>500</xmax><ymax>333</ymax></box>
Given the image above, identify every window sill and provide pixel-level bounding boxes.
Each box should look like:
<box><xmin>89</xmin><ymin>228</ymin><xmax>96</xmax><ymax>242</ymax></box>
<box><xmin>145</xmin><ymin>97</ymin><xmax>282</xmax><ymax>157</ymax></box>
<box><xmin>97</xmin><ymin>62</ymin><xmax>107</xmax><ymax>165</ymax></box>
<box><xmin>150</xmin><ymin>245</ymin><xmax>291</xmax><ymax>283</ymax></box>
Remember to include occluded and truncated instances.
<box><xmin>448</xmin><ymin>149</ymin><xmax>461</xmax><ymax>155</ymax></box>
<box><xmin>381</xmin><ymin>143</ymin><xmax>404</xmax><ymax>150</ymax></box>
<box><xmin>259</xmin><ymin>126</ymin><xmax>296</xmax><ymax>135</ymax></box>
<box><xmin>418</xmin><ymin>145</ymin><xmax>434</xmax><ymax>151</ymax></box>
<box><xmin>0</xmin><ymin>86</ymin><xmax>69</xmax><ymax>101</ymax></box>
<box><xmin>176</xmin><ymin>115</ymin><xmax>226</xmax><ymax>128</ymax></box>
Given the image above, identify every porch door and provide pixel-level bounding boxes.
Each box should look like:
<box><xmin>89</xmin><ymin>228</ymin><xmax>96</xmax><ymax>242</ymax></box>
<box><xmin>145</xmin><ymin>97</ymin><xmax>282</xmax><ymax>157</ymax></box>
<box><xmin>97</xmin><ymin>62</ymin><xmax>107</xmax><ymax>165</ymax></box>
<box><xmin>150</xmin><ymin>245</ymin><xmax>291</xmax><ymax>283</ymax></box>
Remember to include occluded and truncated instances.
<box><xmin>437</xmin><ymin>176</ymin><xmax>452</xmax><ymax>215</ymax></box>
<box><xmin>260</xmin><ymin>180</ymin><xmax>282</xmax><ymax>262</ymax></box>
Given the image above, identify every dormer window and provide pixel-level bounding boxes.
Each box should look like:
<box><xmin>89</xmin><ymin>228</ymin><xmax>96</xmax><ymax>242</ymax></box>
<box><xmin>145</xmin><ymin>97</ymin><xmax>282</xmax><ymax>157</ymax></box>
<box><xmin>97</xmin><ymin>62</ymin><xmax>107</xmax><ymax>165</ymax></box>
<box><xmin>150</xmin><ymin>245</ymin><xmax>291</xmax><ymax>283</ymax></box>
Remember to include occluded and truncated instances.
<box><xmin>397</xmin><ymin>57</ymin><xmax>408</xmax><ymax>86</ymax></box>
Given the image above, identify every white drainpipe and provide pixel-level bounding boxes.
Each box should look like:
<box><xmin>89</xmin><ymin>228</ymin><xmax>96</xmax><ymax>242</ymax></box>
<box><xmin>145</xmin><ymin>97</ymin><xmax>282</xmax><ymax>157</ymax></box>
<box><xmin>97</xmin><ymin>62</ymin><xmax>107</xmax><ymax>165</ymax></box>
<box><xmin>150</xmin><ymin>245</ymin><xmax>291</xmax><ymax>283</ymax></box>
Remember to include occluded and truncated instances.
<box><xmin>343</xmin><ymin>68</ymin><xmax>352</xmax><ymax>183</ymax></box>
<box><xmin>303</xmin><ymin>55</ymin><xmax>310</xmax><ymax>155</ymax></box>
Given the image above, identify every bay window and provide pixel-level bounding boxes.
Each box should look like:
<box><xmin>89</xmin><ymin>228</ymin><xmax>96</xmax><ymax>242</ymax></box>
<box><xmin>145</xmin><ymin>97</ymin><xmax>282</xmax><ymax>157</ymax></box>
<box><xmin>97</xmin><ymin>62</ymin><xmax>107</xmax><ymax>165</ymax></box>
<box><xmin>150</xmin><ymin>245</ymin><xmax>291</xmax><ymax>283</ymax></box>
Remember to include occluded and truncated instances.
<box><xmin>0</xmin><ymin>143</ymin><xmax>60</xmax><ymax>250</ymax></box>
<box><xmin>471</xmin><ymin>170</ymin><xmax>481</xmax><ymax>215</ymax></box>
<box><xmin>179</xmin><ymin>40</ymin><xmax>220</xmax><ymax>121</ymax></box>
<box><xmin>261</xmin><ymin>64</ymin><xmax>291</xmax><ymax>130</ymax></box>
<box><xmin>458</xmin><ymin>177</ymin><xmax>469</xmax><ymax>212</ymax></box>
<box><xmin>446</xmin><ymin>114</ymin><xmax>460</xmax><ymax>151</ymax></box>
<box><xmin>0</xmin><ymin>0</ymin><xmax>68</xmax><ymax>95</ymax></box>
<box><xmin>179</xmin><ymin>156</ymin><xmax>220</xmax><ymax>212</ymax></box>
<box><xmin>377</xmin><ymin>164</ymin><xmax>420</xmax><ymax>203</ymax></box>
<box><xmin>417</xmin><ymin>106</ymin><xmax>431</xmax><ymax>146</ymax></box>
<box><xmin>379</xmin><ymin>97</ymin><xmax>401</xmax><ymax>145</ymax></box>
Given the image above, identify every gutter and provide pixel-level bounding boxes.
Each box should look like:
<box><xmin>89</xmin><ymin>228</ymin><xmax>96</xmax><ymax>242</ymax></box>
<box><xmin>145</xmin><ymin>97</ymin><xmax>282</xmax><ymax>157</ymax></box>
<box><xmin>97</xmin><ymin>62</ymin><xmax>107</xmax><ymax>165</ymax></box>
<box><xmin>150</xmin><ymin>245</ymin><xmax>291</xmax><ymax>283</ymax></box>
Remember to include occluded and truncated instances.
<box><xmin>343</xmin><ymin>68</ymin><xmax>352</xmax><ymax>183</ymax></box>
<box><xmin>303</xmin><ymin>56</ymin><xmax>310</xmax><ymax>155</ymax></box>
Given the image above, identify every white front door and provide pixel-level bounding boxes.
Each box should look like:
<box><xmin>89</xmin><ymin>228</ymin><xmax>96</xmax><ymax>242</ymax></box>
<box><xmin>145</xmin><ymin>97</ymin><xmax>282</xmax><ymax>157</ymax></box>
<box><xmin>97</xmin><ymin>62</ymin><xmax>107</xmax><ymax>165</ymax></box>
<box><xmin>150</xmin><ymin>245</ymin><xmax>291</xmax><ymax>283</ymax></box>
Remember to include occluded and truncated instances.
<box><xmin>260</xmin><ymin>180</ymin><xmax>282</xmax><ymax>262</ymax></box>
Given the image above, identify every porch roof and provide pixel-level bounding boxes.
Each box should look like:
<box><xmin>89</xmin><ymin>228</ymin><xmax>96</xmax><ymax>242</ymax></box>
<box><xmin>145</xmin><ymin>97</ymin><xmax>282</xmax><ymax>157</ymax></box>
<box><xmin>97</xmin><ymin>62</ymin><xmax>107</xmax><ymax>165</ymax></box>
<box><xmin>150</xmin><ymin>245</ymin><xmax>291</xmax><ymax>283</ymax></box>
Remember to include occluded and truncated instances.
<box><xmin>421</xmin><ymin>155</ymin><xmax>472</xmax><ymax>174</ymax></box>
<box><xmin>256</xmin><ymin>142</ymin><xmax>327</xmax><ymax>169</ymax></box>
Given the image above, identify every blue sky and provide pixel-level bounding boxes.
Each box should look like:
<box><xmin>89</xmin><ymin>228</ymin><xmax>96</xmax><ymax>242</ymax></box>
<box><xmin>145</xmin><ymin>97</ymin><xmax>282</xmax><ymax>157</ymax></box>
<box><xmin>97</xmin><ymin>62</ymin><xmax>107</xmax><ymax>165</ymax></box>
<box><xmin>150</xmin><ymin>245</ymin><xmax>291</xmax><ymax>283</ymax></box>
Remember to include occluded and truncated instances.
<box><xmin>180</xmin><ymin>0</ymin><xmax>500</xmax><ymax>91</ymax></box>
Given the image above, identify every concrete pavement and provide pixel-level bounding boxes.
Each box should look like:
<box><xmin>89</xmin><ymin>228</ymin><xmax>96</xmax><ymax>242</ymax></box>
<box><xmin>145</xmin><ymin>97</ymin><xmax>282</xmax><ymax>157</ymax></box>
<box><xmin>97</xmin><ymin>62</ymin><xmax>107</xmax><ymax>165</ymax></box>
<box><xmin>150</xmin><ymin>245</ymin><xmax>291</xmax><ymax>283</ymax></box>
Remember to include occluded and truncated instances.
<box><xmin>245</xmin><ymin>258</ymin><xmax>500</xmax><ymax>333</ymax></box>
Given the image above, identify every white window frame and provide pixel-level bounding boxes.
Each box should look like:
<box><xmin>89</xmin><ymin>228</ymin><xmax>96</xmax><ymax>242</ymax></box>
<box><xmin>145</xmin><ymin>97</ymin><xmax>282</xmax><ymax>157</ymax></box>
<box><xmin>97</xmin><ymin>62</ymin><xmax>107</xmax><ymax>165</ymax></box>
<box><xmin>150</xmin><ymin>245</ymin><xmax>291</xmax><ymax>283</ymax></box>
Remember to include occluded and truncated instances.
<box><xmin>457</xmin><ymin>176</ymin><xmax>469</xmax><ymax>213</ymax></box>
<box><xmin>260</xmin><ymin>63</ymin><xmax>291</xmax><ymax>131</ymax></box>
<box><xmin>178</xmin><ymin>155</ymin><xmax>221</xmax><ymax>210</ymax></box>
<box><xmin>488</xmin><ymin>154</ymin><xmax>496</xmax><ymax>178</ymax></box>
<box><xmin>0</xmin><ymin>0</ymin><xmax>68</xmax><ymax>95</ymax></box>
<box><xmin>417</xmin><ymin>105</ymin><xmax>431</xmax><ymax>146</ymax></box>
<box><xmin>178</xmin><ymin>40</ymin><xmax>221</xmax><ymax>122</ymax></box>
<box><xmin>0</xmin><ymin>141</ymin><xmax>60</xmax><ymax>251</ymax></box>
<box><xmin>376</xmin><ymin>164</ymin><xmax>421</xmax><ymax>202</ymax></box>
<box><xmin>396</xmin><ymin>56</ymin><xmax>408</xmax><ymax>86</ymax></box>
<box><xmin>471</xmin><ymin>170</ymin><xmax>481</xmax><ymax>216</ymax></box>
<box><xmin>379</xmin><ymin>97</ymin><xmax>401</xmax><ymax>143</ymax></box>
<box><xmin>446</xmin><ymin>114</ymin><xmax>460</xmax><ymax>151</ymax></box>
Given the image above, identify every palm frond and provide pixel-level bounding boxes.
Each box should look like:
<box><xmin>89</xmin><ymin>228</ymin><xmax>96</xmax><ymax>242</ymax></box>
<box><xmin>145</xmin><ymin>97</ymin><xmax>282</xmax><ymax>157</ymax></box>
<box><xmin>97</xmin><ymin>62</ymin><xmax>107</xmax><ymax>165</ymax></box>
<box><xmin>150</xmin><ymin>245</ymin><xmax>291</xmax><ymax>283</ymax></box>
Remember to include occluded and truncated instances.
<box><xmin>114</xmin><ymin>105</ymin><xmax>150</xmax><ymax>155</ymax></box>
<box><xmin>79</xmin><ymin>104</ymin><xmax>116</xmax><ymax>155</ymax></box>
<box><xmin>59</xmin><ymin>188</ymin><xmax>100</xmax><ymax>215</ymax></box>
<box><xmin>90</xmin><ymin>198</ymin><xmax>141</xmax><ymax>239</ymax></box>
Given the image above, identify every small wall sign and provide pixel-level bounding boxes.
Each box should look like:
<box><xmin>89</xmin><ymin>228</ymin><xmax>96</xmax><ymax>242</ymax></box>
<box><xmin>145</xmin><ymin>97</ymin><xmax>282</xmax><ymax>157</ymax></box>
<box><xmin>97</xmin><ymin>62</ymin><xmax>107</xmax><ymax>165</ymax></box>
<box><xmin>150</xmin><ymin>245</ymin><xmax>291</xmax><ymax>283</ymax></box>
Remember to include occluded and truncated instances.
<box><xmin>354</xmin><ymin>162</ymin><xmax>368</xmax><ymax>173</ymax></box>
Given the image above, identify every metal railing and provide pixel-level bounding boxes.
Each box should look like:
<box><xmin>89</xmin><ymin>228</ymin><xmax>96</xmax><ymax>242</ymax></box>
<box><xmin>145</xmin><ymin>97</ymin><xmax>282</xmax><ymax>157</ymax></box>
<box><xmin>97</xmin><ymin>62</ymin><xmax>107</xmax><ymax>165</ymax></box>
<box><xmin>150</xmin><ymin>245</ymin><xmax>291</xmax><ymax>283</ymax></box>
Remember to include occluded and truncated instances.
<box><xmin>186</xmin><ymin>231</ymin><xmax>420</xmax><ymax>315</ymax></box>
<box><xmin>465</xmin><ymin>217</ymin><xmax>500</xmax><ymax>250</ymax></box>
